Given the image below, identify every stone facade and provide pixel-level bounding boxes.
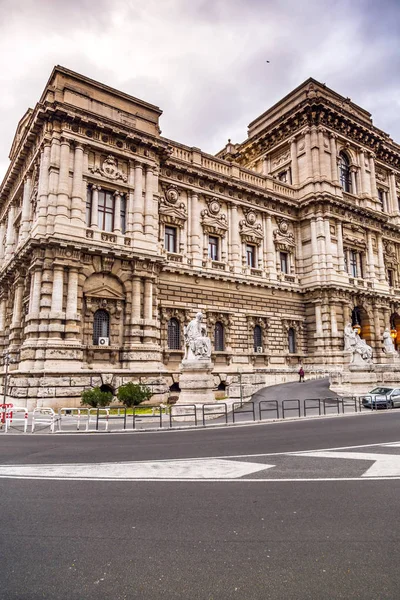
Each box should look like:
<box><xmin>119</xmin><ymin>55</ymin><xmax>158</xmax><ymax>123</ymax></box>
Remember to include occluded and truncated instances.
<box><xmin>1</xmin><ymin>67</ymin><xmax>400</xmax><ymax>407</ymax></box>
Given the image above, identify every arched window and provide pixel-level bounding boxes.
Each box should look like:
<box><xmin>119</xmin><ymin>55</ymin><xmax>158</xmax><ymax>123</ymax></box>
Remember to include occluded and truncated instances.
<box><xmin>253</xmin><ymin>325</ymin><xmax>262</xmax><ymax>351</ymax></box>
<box><xmin>288</xmin><ymin>328</ymin><xmax>296</xmax><ymax>353</ymax></box>
<box><xmin>214</xmin><ymin>322</ymin><xmax>225</xmax><ymax>351</ymax></box>
<box><xmin>339</xmin><ymin>152</ymin><xmax>352</xmax><ymax>193</ymax></box>
<box><xmin>93</xmin><ymin>309</ymin><xmax>110</xmax><ymax>345</ymax></box>
<box><xmin>167</xmin><ymin>318</ymin><xmax>181</xmax><ymax>350</ymax></box>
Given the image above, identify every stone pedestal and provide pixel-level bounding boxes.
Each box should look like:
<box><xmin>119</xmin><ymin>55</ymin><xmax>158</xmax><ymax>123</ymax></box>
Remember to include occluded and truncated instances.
<box><xmin>176</xmin><ymin>359</ymin><xmax>215</xmax><ymax>405</ymax></box>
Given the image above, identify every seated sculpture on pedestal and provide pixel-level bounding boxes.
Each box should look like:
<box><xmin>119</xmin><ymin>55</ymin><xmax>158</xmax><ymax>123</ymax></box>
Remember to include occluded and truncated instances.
<box><xmin>184</xmin><ymin>312</ymin><xmax>212</xmax><ymax>361</ymax></box>
<box><xmin>344</xmin><ymin>323</ymin><xmax>373</xmax><ymax>364</ymax></box>
<box><xmin>383</xmin><ymin>328</ymin><xmax>396</xmax><ymax>354</ymax></box>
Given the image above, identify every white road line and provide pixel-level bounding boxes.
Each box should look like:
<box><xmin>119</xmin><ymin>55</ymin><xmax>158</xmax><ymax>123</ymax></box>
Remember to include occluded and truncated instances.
<box><xmin>292</xmin><ymin>450</ymin><xmax>400</xmax><ymax>477</ymax></box>
<box><xmin>0</xmin><ymin>459</ymin><xmax>273</xmax><ymax>481</ymax></box>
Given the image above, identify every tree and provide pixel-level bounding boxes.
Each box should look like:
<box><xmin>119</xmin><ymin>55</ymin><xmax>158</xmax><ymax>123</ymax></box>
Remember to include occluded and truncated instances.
<box><xmin>81</xmin><ymin>387</ymin><xmax>113</xmax><ymax>408</ymax></box>
<box><xmin>117</xmin><ymin>382</ymin><xmax>152</xmax><ymax>407</ymax></box>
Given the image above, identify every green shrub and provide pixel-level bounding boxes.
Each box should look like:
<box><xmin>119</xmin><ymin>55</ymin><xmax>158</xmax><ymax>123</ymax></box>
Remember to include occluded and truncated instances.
<box><xmin>117</xmin><ymin>382</ymin><xmax>152</xmax><ymax>407</ymax></box>
<box><xmin>81</xmin><ymin>387</ymin><xmax>113</xmax><ymax>408</ymax></box>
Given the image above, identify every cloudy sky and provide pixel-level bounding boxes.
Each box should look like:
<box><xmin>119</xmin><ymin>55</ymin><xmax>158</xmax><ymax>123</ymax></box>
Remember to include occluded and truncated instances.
<box><xmin>0</xmin><ymin>0</ymin><xmax>399</xmax><ymax>180</ymax></box>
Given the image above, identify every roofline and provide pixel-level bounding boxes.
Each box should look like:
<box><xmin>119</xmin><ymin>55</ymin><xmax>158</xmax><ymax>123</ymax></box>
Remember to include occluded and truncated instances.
<box><xmin>40</xmin><ymin>65</ymin><xmax>163</xmax><ymax>116</ymax></box>
<box><xmin>248</xmin><ymin>76</ymin><xmax>371</xmax><ymax>129</ymax></box>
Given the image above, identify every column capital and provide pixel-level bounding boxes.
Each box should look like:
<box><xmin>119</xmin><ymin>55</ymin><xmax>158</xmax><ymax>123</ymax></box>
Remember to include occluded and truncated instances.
<box><xmin>317</xmin><ymin>125</ymin><xmax>326</xmax><ymax>134</ymax></box>
<box><xmin>91</xmin><ymin>184</ymin><xmax>101</xmax><ymax>191</ymax></box>
<box><xmin>288</xmin><ymin>135</ymin><xmax>297</xmax><ymax>145</ymax></box>
<box><xmin>329</xmin><ymin>132</ymin><xmax>338</xmax><ymax>140</ymax></box>
<box><xmin>368</xmin><ymin>151</ymin><xmax>376</xmax><ymax>159</ymax></box>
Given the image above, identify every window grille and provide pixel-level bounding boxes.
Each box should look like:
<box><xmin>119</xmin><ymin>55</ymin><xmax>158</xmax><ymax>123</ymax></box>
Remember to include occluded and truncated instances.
<box><xmin>214</xmin><ymin>322</ymin><xmax>225</xmax><ymax>351</ymax></box>
<box><xmin>253</xmin><ymin>325</ymin><xmax>262</xmax><ymax>351</ymax></box>
<box><xmin>93</xmin><ymin>309</ymin><xmax>110</xmax><ymax>345</ymax></box>
<box><xmin>288</xmin><ymin>328</ymin><xmax>296</xmax><ymax>353</ymax></box>
<box><xmin>167</xmin><ymin>318</ymin><xmax>180</xmax><ymax>349</ymax></box>
<box><xmin>339</xmin><ymin>153</ymin><xmax>352</xmax><ymax>193</ymax></box>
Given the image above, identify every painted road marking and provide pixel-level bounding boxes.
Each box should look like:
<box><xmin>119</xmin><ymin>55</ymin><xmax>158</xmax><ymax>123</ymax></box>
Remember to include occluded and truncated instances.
<box><xmin>292</xmin><ymin>450</ymin><xmax>400</xmax><ymax>477</ymax></box>
<box><xmin>0</xmin><ymin>459</ymin><xmax>273</xmax><ymax>481</ymax></box>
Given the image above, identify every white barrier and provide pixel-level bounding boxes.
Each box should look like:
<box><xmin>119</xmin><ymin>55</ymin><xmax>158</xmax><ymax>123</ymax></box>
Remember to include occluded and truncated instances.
<box><xmin>58</xmin><ymin>407</ymin><xmax>90</xmax><ymax>432</ymax></box>
<box><xmin>32</xmin><ymin>407</ymin><xmax>57</xmax><ymax>433</ymax></box>
<box><xmin>6</xmin><ymin>406</ymin><xmax>29</xmax><ymax>433</ymax></box>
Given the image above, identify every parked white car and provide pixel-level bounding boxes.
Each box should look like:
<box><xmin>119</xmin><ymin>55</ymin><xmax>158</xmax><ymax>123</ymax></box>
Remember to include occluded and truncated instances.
<box><xmin>362</xmin><ymin>387</ymin><xmax>400</xmax><ymax>409</ymax></box>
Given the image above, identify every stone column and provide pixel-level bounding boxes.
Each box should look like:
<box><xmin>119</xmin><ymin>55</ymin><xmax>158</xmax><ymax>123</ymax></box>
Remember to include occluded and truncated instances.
<box><xmin>36</xmin><ymin>141</ymin><xmax>51</xmax><ymax>230</ymax></box>
<box><xmin>0</xmin><ymin>298</ymin><xmax>6</xmax><ymax>331</ymax></box>
<box><xmin>359</xmin><ymin>150</ymin><xmax>369</xmax><ymax>196</ymax></box>
<box><xmin>350</xmin><ymin>167</ymin><xmax>357</xmax><ymax>195</ymax></box>
<box><xmin>132</xmin><ymin>162</ymin><xmax>144</xmax><ymax>234</ymax></box>
<box><xmin>317</xmin><ymin>127</ymin><xmax>326</xmax><ymax>178</ymax></box>
<box><xmin>289</xmin><ymin>137</ymin><xmax>298</xmax><ymax>185</ymax></box>
<box><xmin>11</xmin><ymin>280</ymin><xmax>24</xmax><ymax>329</ymax></box>
<box><xmin>0</xmin><ymin>222</ymin><xmax>5</xmax><ymax>261</ymax></box>
<box><xmin>304</xmin><ymin>128</ymin><xmax>312</xmax><ymax>180</ymax></box>
<box><xmin>229</xmin><ymin>203</ymin><xmax>241</xmax><ymax>272</ymax></box>
<box><xmin>131</xmin><ymin>276</ymin><xmax>142</xmax><ymax>321</ymax></box>
<box><xmin>330</xmin><ymin>304</ymin><xmax>338</xmax><ymax>336</ymax></box>
<box><xmin>336</xmin><ymin>221</ymin><xmax>345</xmax><ymax>272</ymax></box>
<box><xmin>369</xmin><ymin>152</ymin><xmax>378</xmax><ymax>200</ymax></box>
<box><xmin>265</xmin><ymin>215</ymin><xmax>276</xmax><ymax>279</ymax></box>
<box><xmin>113</xmin><ymin>191</ymin><xmax>122</xmax><ymax>233</ymax></box>
<box><xmin>311</xmin><ymin>126</ymin><xmax>320</xmax><ymax>178</ymax></box>
<box><xmin>324</xmin><ymin>218</ymin><xmax>333</xmax><ymax>271</ymax></box>
<box><xmin>329</xmin><ymin>134</ymin><xmax>338</xmax><ymax>183</ymax></box>
<box><xmin>30</xmin><ymin>269</ymin><xmax>42</xmax><ymax>315</ymax></box>
<box><xmin>51</xmin><ymin>266</ymin><xmax>64</xmax><ymax>314</ymax></box>
<box><xmin>317</xmin><ymin>217</ymin><xmax>326</xmax><ymax>273</ymax></box>
<box><xmin>367</xmin><ymin>230</ymin><xmax>376</xmax><ymax>280</ymax></box>
<box><xmin>310</xmin><ymin>218</ymin><xmax>320</xmax><ymax>277</ymax></box>
<box><xmin>389</xmin><ymin>171</ymin><xmax>398</xmax><ymax>213</ymax></box>
<box><xmin>47</xmin><ymin>136</ymin><xmax>61</xmax><ymax>234</ymax></box>
<box><xmin>126</xmin><ymin>161</ymin><xmax>135</xmax><ymax>235</ymax></box>
<box><xmin>55</xmin><ymin>137</ymin><xmax>70</xmax><ymax>223</ymax></box>
<box><xmin>343</xmin><ymin>302</ymin><xmax>350</xmax><ymax>327</ymax></box>
<box><xmin>190</xmin><ymin>193</ymin><xmax>202</xmax><ymax>266</ymax></box>
<box><xmin>143</xmin><ymin>278</ymin><xmax>153</xmax><ymax>320</ymax></box>
<box><xmin>71</xmin><ymin>143</ymin><xmax>85</xmax><ymax>228</ymax></box>
<box><xmin>144</xmin><ymin>166</ymin><xmax>157</xmax><ymax>238</ymax></box>
<box><xmin>90</xmin><ymin>185</ymin><xmax>99</xmax><ymax>229</ymax></box>
<box><xmin>4</xmin><ymin>204</ymin><xmax>16</xmax><ymax>261</ymax></box>
<box><xmin>66</xmin><ymin>268</ymin><xmax>79</xmax><ymax>320</ymax></box>
<box><xmin>19</xmin><ymin>175</ymin><xmax>32</xmax><ymax>242</ymax></box>
<box><xmin>315</xmin><ymin>303</ymin><xmax>323</xmax><ymax>337</ymax></box>
<box><xmin>377</xmin><ymin>235</ymin><xmax>386</xmax><ymax>281</ymax></box>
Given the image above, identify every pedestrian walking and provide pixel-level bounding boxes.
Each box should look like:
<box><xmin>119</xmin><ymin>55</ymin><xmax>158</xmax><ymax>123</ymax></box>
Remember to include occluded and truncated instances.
<box><xmin>298</xmin><ymin>367</ymin><xmax>305</xmax><ymax>383</ymax></box>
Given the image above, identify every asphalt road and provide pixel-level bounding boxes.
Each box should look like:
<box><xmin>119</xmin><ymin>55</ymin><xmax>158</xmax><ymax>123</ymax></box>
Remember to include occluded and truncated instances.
<box><xmin>1</xmin><ymin>410</ymin><xmax>400</xmax><ymax>599</ymax></box>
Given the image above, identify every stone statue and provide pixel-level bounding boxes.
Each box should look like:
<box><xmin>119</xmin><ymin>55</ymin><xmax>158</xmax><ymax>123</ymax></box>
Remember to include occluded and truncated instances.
<box><xmin>343</xmin><ymin>322</ymin><xmax>373</xmax><ymax>364</ymax></box>
<box><xmin>184</xmin><ymin>312</ymin><xmax>212</xmax><ymax>361</ymax></box>
<box><xmin>383</xmin><ymin>329</ymin><xmax>396</xmax><ymax>354</ymax></box>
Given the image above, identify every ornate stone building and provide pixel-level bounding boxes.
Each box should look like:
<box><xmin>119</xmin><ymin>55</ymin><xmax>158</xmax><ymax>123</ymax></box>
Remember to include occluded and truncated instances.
<box><xmin>1</xmin><ymin>66</ymin><xmax>400</xmax><ymax>407</ymax></box>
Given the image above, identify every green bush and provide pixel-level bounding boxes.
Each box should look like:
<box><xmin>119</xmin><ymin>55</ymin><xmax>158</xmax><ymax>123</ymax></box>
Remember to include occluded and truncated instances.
<box><xmin>81</xmin><ymin>387</ymin><xmax>113</xmax><ymax>408</ymax></box>
<box><xmin>117</xmin><ymin>382</ymin><xmax>152</xmax><ymax>407</ymax></box>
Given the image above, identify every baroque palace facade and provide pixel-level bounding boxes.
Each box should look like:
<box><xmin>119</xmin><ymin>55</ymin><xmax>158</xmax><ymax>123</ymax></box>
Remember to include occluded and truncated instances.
<box><xmin>1</xmin><ymin>66</ymin><xmax>400</xmax><ymax>407</ymax></box>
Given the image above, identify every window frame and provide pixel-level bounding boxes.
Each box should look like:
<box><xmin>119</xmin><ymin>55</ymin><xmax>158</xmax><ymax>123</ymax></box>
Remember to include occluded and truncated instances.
<box><xmin>339</xmin><ymin>152</ymin><xmax>352</xmax><ymax>193</ymax></box>
<box><xmin>97</xmin><ymin>190</ymin><xmax>115</xmax><ymax>232</ymax></box>
<box><xmin>93</xmin><ymin>309</ymin><xmax>110</xmax><ymax>345</ymax></box>
<box><xmin>280</xmin><ymin>251</ymin><xmax>289</xmax><ymax>274</ymax></box>
<box><xmin>253</xmin><ymin>325</ymin><xmax>262</xmax><ymax>351</ymax></box>
<box><xmin>208</xmin><ymin>235</ymin><xmax>219</xmax><ymax>261</ymax></box>
<box><xmin>246</xmin><ymin>244</ymin><xmax>256</xmax><ymax>268</ymax></box>
<box><xmin>165</xmin><ymin>226</ymin><xmax>177</xmax><ymax>253</ymax></box>
<box><xmin>214</xmin><ymin>321</ymin><xmax>225</xmax><ymax>351</ymax></box>
<box><xmin>288</xmin><ymin>328</ymin><xmax>296</xmax><ymax>354</ymax></box>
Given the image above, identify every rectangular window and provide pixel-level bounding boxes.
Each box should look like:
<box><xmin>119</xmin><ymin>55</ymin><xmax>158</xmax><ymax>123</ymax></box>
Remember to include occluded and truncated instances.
<box><xmin>349</xmin><ymin>250</ymin><xmax>358</xmax><ymax>278</ymax></box>
<box><xmin>280</xmin><ymin>252</ymin><xmax>289</xmax><ymax>274</ymax></box>
<box><xmin>278</xmin><ymin>171</ymin><xmax>288</xmax><ymax>183</ymax></box>
<box><xmin>208</xmin><ymin>236</ymin><xmax>219</xmax><ymax>261</ymax></box>
<box><xmin>86</xmin><ymin>189</ymin><xmax>92</xmax><ymax>226</ymax></box>
<box><xmin>378</xmin><ymin>189</ymin><xmax>384</xmax><ymax>211</ymax></box>
<box><xmin>98</xmin><ymin>190</ymin><xmax>115</xmax><ymax>232</ymax></box>
<box><xmin>120</xmin><ymin>195</ymin><xmax>126</xmax><ymax>234</ymax></box>
<box><xmin>388</xmin><ymin>269</ymin><xmax>394</xmax><ymax>287</ymax></box>
<box><xmin>246</xmin><ymin>245</ymin><xmax>256</xmax><ymax>268</ymax></box>
<box><xmin>165</xmin><ymin>226</ymin><xmax>177</xmax><ymax>253</ymax></box>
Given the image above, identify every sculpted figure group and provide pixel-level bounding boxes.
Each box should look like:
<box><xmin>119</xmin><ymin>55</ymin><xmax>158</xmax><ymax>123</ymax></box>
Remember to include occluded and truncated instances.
<box><xmin>344</xmin><ymin>323</ymin><xmax>373</xmax><ymax>363</ymax></box>
<box><xmin>184</xmin><ymin>312</ymin><xmax>212</xmax><ymax>361</ymax></box>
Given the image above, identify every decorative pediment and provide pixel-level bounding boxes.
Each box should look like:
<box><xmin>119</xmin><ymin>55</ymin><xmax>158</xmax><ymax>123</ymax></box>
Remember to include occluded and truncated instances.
<box><xmin>84</xmin><ymin>284</ymin><xmax>125</xmax><ymax>301</ymax></box>
<box><xmin>89</xmin><ymin>155</ymin><xmax>127</xmax><ymax>183</ymax></box>
<box><xmin>239</xmin><ymin>209</ymin><xmax>263</xmax><ymax>245</ymax></box>
<box><xmin>160</xmin><ymin>185</ymin><xmax>187</xmax><ymax>227</ymax></box>
<box><xmin>201</xmin><ymin>199</ymin><xmax>228</xmax><ymax>236</ymax></box>
<box><xmin>273</xmin><ymin>218</ymin><xmax>296</xmax><ymax>253</ymax></box>
<box><xmin>85</xmin><ymin>296</ymin><xmax>123</xmax><ymax>318</ymax></box>
<box><xmin>282</xmin><ymin>318</ymin><xmax>303</xmax><ymax>332</ymax></box>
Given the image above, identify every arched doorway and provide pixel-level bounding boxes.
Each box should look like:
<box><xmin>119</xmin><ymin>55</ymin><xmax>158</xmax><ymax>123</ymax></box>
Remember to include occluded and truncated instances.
<box><xmin>351</xmin><ymin>306</ymin><xmax>372</xmax><ymax>343</ymax></box>
<box><xmin>100</xmin><ymin>384</ymin><xmax>114</xmax><ymax>395</ymax></box>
